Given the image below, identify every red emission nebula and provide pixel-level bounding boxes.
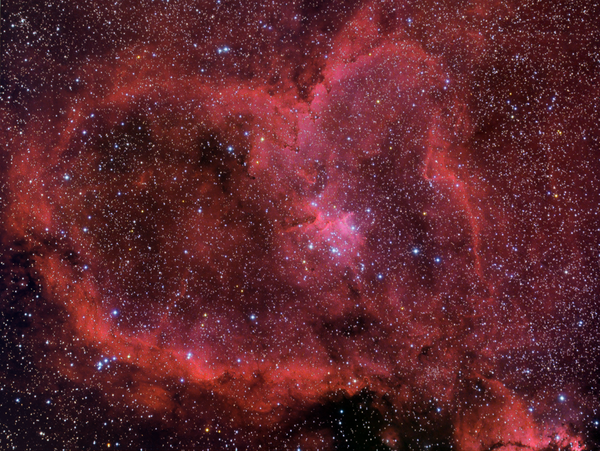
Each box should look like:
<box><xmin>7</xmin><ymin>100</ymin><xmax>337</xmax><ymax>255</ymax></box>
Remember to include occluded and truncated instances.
<box><xmin>1</xmin><ymin>0</ymin><xmax>600</xmax><ymax>450</ymax></box>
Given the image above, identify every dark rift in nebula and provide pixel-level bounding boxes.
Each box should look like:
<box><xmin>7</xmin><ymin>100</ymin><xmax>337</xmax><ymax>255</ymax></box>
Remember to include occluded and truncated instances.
<box><xmin>1</xmin><ymin>0</ymin><xmax>599</xmax><ymax>450</ymax></box>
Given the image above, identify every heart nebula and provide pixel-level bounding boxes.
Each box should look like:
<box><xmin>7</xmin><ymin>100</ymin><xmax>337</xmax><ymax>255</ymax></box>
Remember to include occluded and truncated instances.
<box><xmin>1</xmin><ymin>0</ymin><xmax>599</xmax><ymax>450</ymax></box>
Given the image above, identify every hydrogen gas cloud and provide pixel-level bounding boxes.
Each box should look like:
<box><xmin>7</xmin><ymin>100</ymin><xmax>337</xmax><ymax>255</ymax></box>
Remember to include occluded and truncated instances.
<box><xmin>1</xmin><ymin>0</ymin><xmax>600</xmax><ymax>449</ymax></box>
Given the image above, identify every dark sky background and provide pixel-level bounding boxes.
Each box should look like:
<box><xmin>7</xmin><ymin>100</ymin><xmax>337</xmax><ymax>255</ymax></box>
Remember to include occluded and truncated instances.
<box><xmin>1</xmin><ymin>0</ymin><xmax>600</xmax><ymax>450</ymax></box>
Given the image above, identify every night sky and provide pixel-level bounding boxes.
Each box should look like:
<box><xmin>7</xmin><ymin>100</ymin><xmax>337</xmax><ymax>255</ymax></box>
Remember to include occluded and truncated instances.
<box><xmin>1</xmin><ymin>0</ymin><xmax>600</xmax><ymax>450</ymax></box>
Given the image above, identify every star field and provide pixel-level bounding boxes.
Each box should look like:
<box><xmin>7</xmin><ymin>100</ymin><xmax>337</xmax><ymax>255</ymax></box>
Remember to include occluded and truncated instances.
<box><xmin>1</xmin><ymin>0</ymin><xmax>600</xmax><ymax>450</ymax></box>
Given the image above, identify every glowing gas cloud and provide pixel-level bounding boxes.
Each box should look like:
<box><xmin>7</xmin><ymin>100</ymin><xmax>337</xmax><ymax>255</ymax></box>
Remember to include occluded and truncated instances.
<box><xmin>1</xmin><ymin>0</ymin><xmax>599</xmax><ymax>449</ymax></box>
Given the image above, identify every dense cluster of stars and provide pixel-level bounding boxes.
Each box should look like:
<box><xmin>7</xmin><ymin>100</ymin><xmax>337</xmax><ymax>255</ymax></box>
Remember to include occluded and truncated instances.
<box><xmin>1</xmin><ymin>0</ymin><xmax>600</xmax><ymax>450</ymax></box>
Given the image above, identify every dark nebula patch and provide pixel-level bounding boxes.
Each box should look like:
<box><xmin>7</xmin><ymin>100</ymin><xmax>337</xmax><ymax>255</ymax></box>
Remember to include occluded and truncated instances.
<box><xmin>1</xmin><ymin>0</ymin><xmax>600</xmax><ymax>450</ymax></box>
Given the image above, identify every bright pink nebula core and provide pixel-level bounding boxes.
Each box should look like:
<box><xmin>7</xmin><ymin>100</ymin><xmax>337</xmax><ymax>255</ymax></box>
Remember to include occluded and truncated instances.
<box><xmin>2</xmin><ymin>0</ymin><xmax>599</xmax><ymax>450</ymax></box>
